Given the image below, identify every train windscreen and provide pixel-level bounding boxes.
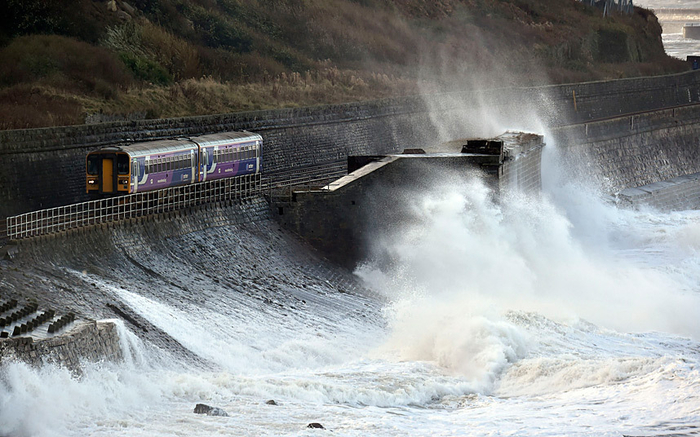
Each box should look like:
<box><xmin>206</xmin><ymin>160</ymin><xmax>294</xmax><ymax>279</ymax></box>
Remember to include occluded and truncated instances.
<box><xmin>117</xmin><ymin>154</ymin><xmax>129</xmax><ymax>175</ymax></box>
<box><xmin>87</xmin><ymin>155</ymin><xmax>99</xmax><ymax>176</ymax></box>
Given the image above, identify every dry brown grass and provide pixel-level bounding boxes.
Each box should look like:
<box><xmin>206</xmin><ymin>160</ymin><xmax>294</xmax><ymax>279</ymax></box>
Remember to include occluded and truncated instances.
<box><xmin>88</xmin><ymin>69</ymin><xmax>417</xmax><ymax>120</ymax></box>
<box><xmin>0</xmin><ymin>0</ymin><xmax>690</xmax><ymax>129</ymax></box>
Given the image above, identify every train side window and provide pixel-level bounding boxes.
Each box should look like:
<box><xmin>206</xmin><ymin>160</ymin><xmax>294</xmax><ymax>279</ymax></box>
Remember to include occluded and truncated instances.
<box><xmin>117</xmin><ymin>155</ymin><xmax>129</xmax><ymax>175</ymax></box>
<box><xmin>87</xmin><ymin>155</ymin><xmax>99</xmax><ymax>175</ymax></box>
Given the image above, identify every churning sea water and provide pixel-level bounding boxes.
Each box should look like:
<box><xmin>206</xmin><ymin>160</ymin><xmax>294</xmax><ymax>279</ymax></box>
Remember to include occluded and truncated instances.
<box><xmin>1</xmin><ymin>132</ymin><xmax>700</xmax><ymax>436</ymax></box>
<box><xmin>3</xmin><ymin>4</ymin><xmax>700</xmax><ymax>434</ymax></box>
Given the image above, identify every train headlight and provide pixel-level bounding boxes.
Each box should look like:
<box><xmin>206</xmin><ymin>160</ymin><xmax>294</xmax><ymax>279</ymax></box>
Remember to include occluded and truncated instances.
<box><xmin>87</xmin><ymin>180</ymin><xmax>96</xmax><ymax>185</ymax></box>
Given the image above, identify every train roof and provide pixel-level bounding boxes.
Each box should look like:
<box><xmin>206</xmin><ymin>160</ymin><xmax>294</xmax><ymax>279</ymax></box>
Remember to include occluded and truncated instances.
<box><xmin>90</xmin><ymin>138</ymin><xmax>197</xmax><ymax>157</ymax></box>
<box><xmin>192</xmin><ymin>131</ymin><xmax>262</xmax><ymax>147</ymax></box>
<box><xmin>89</xmin><ymin>131</ymin><xmax>262</xmax><ymax>157</ymax></box>
<box><xmin>121</xmin><ymin>138</ymin><xmax>197</xmax><ymax>156</ymax></box>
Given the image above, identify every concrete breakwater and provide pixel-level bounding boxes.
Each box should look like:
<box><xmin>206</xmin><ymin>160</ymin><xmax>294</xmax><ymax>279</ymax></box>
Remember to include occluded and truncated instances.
<box><xmin>3</xmin><ymin>70</ymin><xmax>700</xmax><ymax>221</ymax></box>
<box><xmin>271</xmin><ymin>133</ymin><xmax>545</xmax><ymax>268</ymax></box>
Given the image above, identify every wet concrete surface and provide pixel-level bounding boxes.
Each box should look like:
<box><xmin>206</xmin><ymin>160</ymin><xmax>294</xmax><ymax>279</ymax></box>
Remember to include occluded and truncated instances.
<box><xmin>0</xmin><ymin>197</ymin><xmax>384</xmax><ymax>368</ymax></box>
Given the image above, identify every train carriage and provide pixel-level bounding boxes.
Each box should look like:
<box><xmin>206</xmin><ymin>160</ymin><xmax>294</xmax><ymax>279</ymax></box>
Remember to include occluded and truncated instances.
<box><xmin>86</xmin><ymin>131</ymin><xmax>262</xmax><ymax>196</ymax></box>
<box><xmin>191</xmin><ymin>131</ymin><xmax>262</xmax><ymax>182</ymax></box>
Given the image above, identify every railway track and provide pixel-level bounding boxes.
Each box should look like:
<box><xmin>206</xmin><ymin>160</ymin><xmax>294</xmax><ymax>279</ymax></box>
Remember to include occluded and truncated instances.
<box><xmin>3</xmin><ymin>160</ymin><xmax>349</xmax><ymax>242</ymax></box>
<box><xmin>262</xmin><ymin>160</ymin><xmax>347</xmax><ymax>190</ymax></box>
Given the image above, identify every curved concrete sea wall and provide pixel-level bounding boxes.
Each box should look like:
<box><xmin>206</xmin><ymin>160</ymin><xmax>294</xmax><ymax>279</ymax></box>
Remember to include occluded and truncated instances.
<box><xmin>0</xmin><ymin>198</ymin><xmax>376</xmax><ymax>370</ymax></box>
<box><xmin>3</xmin><ymin>70</ymin><xmax>700</xmax><ymax>220</ymax></box>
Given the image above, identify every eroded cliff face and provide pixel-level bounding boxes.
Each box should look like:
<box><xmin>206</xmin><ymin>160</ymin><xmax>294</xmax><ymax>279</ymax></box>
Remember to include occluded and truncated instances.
<box><xmin>0</xmin><ymin>0</ymin><xmax>686</xmax><ymax>129</ymax></box>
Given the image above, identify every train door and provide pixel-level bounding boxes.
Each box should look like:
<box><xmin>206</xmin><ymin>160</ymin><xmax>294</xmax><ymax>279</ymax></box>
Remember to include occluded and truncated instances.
<box><xmin>102</xmin><ymin>158</ymin><xmax>114</xmax><ymax>193</ymax></box>
<box><xmin>256</xmin><ymin>143</ymin><xmax>261</xmax><ymax>173</ymax></box>
<box><xmin>132</xmin><ymin>160</ymin><xmax>139</xmax><ymax>193</ymax></box>
<box><xmin>200</xmin><ymin>148</ymin><xmax>209</xmax><ymax>181</ymax></box>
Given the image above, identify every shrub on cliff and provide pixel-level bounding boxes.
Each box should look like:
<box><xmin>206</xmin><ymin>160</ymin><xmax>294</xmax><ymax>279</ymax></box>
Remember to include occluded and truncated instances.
<box><xmin>0</xmin><ymin>35</ymin><xmax>131</xmax><ymax>96</ymax></box>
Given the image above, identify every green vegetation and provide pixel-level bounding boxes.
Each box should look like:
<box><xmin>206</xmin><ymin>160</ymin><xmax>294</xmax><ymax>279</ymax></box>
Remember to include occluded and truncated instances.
<box><xmin>0</xmin><ymin>0</ymin><xmax>688</xmax><ymax>129</ymax></box>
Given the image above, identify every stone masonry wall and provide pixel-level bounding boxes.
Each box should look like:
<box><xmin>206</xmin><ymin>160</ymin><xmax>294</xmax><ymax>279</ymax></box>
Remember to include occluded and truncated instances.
<box><xmin>4</xmin><ymin>70</ymin><xmax>700</xmax><ymax>221</ymax></box>
<box><xmin>551</xmin><ymin>104</ymin><xmax>700</xmax><ymax>194</ymax></box>
<box><xmin>0</xmin><ymin>321</ymin><xmax>123</xmax><ymax>372</ymax></box>
<box><xmin>500</xmin><ymin>136</ymin><xmax>545</xmax><ymax>195</ymax></box>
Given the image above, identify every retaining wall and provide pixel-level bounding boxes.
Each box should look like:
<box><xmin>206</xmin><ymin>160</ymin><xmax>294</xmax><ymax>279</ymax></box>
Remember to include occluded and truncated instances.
<box><xmin>551</xmin><ymin>104</ymin><xmax>700</xmax><ymax>194</ymax></box>
<box><xmin>4</xmin><ymin>70</ymin><xmax>700</xmax><ymax>221</ymax></box>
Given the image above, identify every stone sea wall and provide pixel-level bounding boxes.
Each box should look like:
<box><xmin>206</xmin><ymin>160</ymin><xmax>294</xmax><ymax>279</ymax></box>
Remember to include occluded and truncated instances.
<box><xmin>551</xmin><ymin>104</ymin><xmax>700</xmax><ymax>194</ymax></box>
<box><xmin>3</xmin><ymin>70</ymin><xmax>700</xmax><ymax>220</ymax></box>
<box><xmin>0</xmin><ymin>321</ymin><xmax>122</xmax><ymax>372</ymax></box>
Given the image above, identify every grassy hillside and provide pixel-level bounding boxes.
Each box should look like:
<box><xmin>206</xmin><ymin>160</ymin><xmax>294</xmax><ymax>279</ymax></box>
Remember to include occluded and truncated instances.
<box><xmin>0</xmin><ymin>0</ymin><xmax>687</xmax><ymax>129</ymax></box>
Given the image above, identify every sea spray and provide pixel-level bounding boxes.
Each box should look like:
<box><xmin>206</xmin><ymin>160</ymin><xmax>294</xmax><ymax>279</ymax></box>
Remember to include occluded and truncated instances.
<box><xmin>357</xmin><ymin>170</ymin><xmax>700</xmax><ymax>393</ymax></box>
<box><xmin>0</xmin><ymin>333</ymin><xmax>163</xmax><ymax>437</ymax></box>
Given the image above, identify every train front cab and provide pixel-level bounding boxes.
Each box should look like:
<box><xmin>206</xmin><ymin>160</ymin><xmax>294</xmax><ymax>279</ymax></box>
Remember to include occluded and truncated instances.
<box><xmin>86</xmin><ymin>149</ymin><xmax>131</xmax><ymax>196</ymax></box>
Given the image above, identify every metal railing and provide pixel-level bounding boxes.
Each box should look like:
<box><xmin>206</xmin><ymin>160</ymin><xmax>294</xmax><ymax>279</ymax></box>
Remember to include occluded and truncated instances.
<box><xmin>5</xmin><ymin>160</ymin><xmax>350</xmax><ymax>241</ymax></box>
<box><xmin>262</xmin><ymin>160</ymin><xmax>346</xmax><ymax>191</ymax></box>
<box><xmin>262</xmin><ymin>160</ymin><xmax>348</xmax><ymax>200</ymax></box>
<box><xmin>6</xmin><ymin>173</ymin><xmax>261</xmax><ymax>241</ymax></box>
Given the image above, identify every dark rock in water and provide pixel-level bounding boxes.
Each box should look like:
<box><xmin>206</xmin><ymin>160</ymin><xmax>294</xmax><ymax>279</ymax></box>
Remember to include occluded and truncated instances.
<box><xmin>194</xmin><ymin>403</ymin><xmax>211</xmax><ymax>414</ymax></box>
<box><xmin>307</xmin><ymin>422</ymin><xmax>325</xmax><ymax>429</ymax></box>
<box><xmin>265</xmin><ymin>400</ymin><xmax>278</xmax><ymax>405</ymax></box>
<box><xmin>193</xmin><ymin>403</ymin><xmax>229</xmax><ymax>417</ymax></box>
